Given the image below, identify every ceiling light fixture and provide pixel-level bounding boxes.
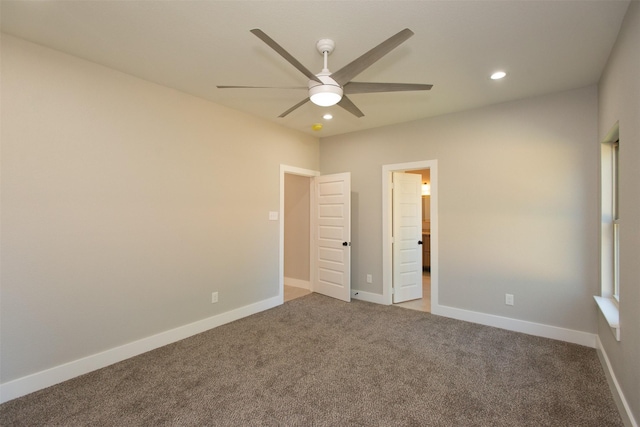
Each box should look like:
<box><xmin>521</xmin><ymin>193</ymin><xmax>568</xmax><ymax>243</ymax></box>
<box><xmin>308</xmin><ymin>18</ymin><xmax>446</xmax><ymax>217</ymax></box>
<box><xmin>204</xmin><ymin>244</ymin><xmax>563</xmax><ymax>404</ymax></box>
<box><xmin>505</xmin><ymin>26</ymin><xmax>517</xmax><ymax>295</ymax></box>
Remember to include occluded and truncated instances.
<box><xmin>309</xmin><ymin>87</ymin><xmax>342</xmax><ymax>106</ymax></box>
<box><xmin>309</xmin><ymin>74</ymin><xmax>343</xmax><ymax>107</ymax></box>
<box><xmin>323</xmin><ymin>113</ymin><xmax>333</xmax><ymax>120</ymax></box>
<box><xmin>491</xmin><ymin>71</ymin><xmax>507</xmax><ymax>80</ymax></box>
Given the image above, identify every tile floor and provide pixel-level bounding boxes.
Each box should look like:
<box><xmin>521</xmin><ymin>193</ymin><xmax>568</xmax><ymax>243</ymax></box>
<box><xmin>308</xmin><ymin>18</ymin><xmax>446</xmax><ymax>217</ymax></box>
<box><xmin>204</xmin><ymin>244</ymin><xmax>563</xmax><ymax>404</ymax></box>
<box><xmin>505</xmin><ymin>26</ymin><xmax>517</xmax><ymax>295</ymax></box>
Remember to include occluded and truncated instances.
<box><xmin>284</xmin><ymin>285</ymin><xmax>311</xmax><ymax>302</ymax></box>
<box><xmin>284</xmin><ymin>272</ymin><xmax>431</xmax><ymax>313</ymax></box>
<box><xmin>394</xmin><ymin>272</ymin><xmax>431</xmax><ymax>313</ymax></box>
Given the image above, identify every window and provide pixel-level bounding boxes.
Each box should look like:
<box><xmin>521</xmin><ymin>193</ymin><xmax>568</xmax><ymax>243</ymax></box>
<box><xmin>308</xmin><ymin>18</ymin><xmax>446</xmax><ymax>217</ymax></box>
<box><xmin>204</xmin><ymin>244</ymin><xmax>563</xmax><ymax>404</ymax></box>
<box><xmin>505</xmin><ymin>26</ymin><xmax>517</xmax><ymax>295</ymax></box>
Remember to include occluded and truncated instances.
<box><xmin>595</xmin><ymin>122</ymin><xmax>620</xmax><ymax>341</ymax></box>
<box><xmin>611</xmin><ymin>139</ymin><xmax>620</xmax><ymax>301</ymax></box>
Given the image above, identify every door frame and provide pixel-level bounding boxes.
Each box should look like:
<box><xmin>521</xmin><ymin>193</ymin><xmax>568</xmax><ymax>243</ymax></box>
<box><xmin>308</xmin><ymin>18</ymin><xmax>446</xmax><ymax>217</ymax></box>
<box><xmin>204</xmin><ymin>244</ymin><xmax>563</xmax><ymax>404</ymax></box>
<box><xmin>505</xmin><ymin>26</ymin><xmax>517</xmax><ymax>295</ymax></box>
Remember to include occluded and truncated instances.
<box><xmin>382</xmin><ymin>160</ymin><xmax>438</xmax><ymax>306</ymax></box>
<box><xmin>279</xmin><ymin>165</ymin><xmax>320</xmax><ymax>304</ymax></box>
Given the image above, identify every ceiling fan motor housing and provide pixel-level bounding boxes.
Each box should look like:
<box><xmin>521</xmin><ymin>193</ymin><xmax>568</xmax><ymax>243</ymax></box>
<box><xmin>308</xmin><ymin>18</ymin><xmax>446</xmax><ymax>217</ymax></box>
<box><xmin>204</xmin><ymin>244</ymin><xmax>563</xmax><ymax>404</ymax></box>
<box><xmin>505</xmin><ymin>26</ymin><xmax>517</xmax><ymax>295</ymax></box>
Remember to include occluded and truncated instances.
<box><xmin>316</xmin><ymin>39</ymin><xmax>335</xmax><ymax>55</ymax></box>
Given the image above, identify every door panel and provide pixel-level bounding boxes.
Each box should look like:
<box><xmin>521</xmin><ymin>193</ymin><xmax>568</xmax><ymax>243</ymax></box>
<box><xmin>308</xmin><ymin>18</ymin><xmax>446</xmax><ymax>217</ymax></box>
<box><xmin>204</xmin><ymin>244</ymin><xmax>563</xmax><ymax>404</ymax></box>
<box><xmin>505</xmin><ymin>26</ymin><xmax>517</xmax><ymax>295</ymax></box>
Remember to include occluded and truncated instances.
<box><xmin>311</xmin><ymin>173</ymin><xmax>351</xmax><ymax>302</ymax></box>
<box><xmin>393</xmin><ymin>172</ymin><xmax>423</xmax><ymax>303</ymax></box>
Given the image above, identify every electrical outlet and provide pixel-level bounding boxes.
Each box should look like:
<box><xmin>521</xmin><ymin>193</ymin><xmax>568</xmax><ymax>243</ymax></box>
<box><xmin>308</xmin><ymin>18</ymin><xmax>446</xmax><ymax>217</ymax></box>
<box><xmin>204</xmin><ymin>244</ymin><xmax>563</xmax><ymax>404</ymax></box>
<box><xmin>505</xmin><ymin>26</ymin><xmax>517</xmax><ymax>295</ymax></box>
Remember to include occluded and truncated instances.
<box><xmin>366</xmin><ymin>274</ymin><xmax>373</xmax><ymax>283</ymax></box>
<box><xmin>505</xmin><ymin>293</ymin><xmax>514</xmax><ymax>306</ymax></box>
<box><xmin>211</xmin><ymin>292</ymin><xmax>219</xmax><ymax>303</ymax></box>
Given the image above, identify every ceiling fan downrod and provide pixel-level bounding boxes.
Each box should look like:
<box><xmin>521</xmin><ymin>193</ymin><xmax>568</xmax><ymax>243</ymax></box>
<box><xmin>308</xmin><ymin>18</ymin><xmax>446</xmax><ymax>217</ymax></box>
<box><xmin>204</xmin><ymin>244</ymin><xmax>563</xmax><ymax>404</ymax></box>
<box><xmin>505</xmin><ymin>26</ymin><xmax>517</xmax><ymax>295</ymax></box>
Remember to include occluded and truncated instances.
<box><xmin>309</xmin><ymin>39</ymin><xmax>343</xmax><ymax>107</ymax></box>
<box><xmin>316</xmin><ymin>38</ymin><xmax>335</xmax><ymax>73</ymax></box>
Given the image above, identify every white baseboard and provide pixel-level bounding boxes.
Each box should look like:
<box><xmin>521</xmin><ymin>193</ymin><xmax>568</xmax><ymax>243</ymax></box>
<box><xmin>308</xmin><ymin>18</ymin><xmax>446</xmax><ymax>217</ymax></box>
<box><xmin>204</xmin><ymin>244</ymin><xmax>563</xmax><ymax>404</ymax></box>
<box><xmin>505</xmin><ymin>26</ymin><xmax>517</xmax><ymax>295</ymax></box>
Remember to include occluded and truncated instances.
<box><xmin>0</xmin><ymin>296</ymin><xmax>281</xmax><ymax>404</ymax></box>
<box><xmin>352</xmin><ymin>289</ymin><xmax>386</xmax><ymax>304</ymax></box>
<box><xmin>284</xmin><ymin>277</ymin><xmax>310</xmax><ymax>290</ymax></box>
<box><xmin>595</xmin><ymin>335</ymin><xmax>638</xmax><ymax>427</ymax></box>
<box><xmin>432</xmin><ymin>303</ymin><xmax>596</xmax><ymax>348</ymax></box>
<box><xmin>351</xmin><ymin>293</ymin><xmax>595</xmax><ymax>348</ymax></box>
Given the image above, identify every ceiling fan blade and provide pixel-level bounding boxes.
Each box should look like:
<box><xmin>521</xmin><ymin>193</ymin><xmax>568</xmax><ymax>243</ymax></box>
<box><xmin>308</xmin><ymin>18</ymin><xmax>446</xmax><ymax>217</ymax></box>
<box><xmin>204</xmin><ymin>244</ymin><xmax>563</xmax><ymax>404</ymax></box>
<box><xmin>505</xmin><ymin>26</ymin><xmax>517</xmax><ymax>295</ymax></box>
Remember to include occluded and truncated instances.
<box><xmin>330</xmin><ymin>28</ymin><xmax>414</xmax><ymax>86</ymax></box>
<box><xmin>278</xmin><ymin>98</ymin><xmax>310</xmax><ymax>118</ymax></box>
<box><xmin>344</xmin><ymin>82</ymin><xmax>433</xmax><ymax>94</ymax></box>
<box><xmin>251</xmin><ymin>29</ymin><xmax>322</xmax><ymax>84</ymax></box>
<box><xmin>217</xmin><ymin>85</ymin><xmax>307</xmax><ymax>89</ymax></box>
<box><xmin>337</xmin><ymin>95</ymin><xmax>364</xmax><ymax>118</ymax></box>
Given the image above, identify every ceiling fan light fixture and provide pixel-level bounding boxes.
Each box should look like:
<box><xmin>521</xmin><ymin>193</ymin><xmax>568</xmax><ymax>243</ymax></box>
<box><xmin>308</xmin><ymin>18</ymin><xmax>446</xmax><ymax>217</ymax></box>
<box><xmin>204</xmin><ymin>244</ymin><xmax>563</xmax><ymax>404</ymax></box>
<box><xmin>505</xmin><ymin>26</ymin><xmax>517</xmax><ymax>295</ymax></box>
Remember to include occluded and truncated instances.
<box><xmin>491</xmin><ymin>71</ymin><xmax>507</xmax><ymax>80</ymax></box>
<box><xmin>309</xmin><ymin>85</ymin><xmax>343</xmax><ymax>107</ymax></box>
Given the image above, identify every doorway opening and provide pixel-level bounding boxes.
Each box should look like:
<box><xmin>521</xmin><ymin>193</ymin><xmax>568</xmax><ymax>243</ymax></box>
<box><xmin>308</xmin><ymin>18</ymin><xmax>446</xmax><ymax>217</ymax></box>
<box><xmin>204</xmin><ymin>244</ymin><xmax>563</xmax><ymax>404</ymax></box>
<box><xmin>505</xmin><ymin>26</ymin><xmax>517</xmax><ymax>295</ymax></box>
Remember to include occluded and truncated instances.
<box><xmin>394</xmin><ymin>169</ymin><xmax>431</xmax><ymax>312</ymax></box>
<box><xmin>279</xmin><ymin>165</ymin><xmax>319</xmax><ymax>303</ymax></box>
<box><xmin>382</xmin><ymin>160</ymin><xmax>438</xmax><ymax>312</ymax></box>
<box><xmin>279</xmin><ymin>165</ymin><xmax>353</xmax><ymax>304</ymax></box>
<box><xmin>283</xmin><ymin>173</ymin><xmax>313</xmax><ymax>302</ymax></box>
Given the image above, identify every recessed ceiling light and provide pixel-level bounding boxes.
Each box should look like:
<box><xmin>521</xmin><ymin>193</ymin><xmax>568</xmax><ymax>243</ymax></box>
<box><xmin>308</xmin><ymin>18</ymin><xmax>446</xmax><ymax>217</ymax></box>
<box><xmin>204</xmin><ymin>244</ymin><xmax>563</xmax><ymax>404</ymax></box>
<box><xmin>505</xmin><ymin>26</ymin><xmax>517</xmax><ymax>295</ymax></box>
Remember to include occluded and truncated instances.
<box><xmin>491</xmin><ymin>71</ymin><xmax>507</xmax><ymax>80</ymax></box>
<box><xmin>323</xmin><ymin>113</ymin><xmax>333</xmax><ymax>120</ymax></box>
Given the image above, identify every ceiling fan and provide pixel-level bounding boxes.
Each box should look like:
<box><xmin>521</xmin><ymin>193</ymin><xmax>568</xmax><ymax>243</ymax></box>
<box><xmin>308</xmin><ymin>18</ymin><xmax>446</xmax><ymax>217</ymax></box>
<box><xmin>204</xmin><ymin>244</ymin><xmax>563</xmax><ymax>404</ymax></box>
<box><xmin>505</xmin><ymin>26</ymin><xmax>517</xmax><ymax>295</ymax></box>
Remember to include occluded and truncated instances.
<box><xmin>217</xmin><ymin>28</ymin><xmax>433</xmax><ymax>118</ymax></box>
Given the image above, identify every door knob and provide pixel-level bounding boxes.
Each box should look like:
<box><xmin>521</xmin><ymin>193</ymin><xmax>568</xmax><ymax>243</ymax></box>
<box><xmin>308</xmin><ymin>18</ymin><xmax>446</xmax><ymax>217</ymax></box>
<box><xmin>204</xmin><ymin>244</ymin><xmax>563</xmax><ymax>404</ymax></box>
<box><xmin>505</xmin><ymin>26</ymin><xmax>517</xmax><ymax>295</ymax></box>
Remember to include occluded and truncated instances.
<box><xmin>418</xmin><ymin>240</ymin><xmax>423</xmax><ymax>245</ymax></box>
<box><xmin>343</xmin><ymin>242</ymin><xmax>348</xmax><ymax>246</ymax></box>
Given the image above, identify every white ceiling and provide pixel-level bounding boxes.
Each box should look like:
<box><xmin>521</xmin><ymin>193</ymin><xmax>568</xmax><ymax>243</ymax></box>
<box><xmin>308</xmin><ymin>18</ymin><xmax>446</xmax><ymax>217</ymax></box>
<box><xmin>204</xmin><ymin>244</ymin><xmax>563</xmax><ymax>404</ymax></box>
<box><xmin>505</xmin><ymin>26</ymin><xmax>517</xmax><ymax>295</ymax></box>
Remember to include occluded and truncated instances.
<box><xmin>0</xmin><ymin>0</ymin><xmax>630</xmax><ymax>137</ymax></box>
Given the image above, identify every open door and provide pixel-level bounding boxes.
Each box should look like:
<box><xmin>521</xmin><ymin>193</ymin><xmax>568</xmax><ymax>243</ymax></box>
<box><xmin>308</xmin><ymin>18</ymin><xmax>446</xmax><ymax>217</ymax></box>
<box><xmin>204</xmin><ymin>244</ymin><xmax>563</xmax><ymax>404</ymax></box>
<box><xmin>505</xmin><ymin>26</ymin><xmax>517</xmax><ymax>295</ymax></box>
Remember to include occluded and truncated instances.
<box><xmin>311</xmin><ymin>172</ymin><xmax>351</xmax><ymax>302</ymax></box>
<box><xmin>392</xmin><ymin>172</ymin><xmax>423</xmax><ymax>303</ymax></box>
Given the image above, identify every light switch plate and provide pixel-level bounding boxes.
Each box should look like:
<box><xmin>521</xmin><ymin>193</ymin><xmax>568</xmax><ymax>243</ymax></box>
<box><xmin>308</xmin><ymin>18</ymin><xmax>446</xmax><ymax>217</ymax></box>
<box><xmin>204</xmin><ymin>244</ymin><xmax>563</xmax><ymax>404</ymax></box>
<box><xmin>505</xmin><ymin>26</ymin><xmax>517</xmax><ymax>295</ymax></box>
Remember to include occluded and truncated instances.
<box><xmin>268</xmin><ymin>211</ymin><xmax>278</xmax><ymax>221</ymax></box>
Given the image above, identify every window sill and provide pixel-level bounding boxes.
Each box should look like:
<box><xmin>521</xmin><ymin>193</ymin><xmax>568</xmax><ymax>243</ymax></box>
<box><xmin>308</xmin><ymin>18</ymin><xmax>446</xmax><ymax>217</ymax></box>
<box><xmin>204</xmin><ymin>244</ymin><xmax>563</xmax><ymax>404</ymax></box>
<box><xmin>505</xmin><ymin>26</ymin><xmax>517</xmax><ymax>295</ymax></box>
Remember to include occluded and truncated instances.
<box><xmin>594</xmin><ymin>296</ymin><xmax>620</xmax><ymax>341</ymax></box>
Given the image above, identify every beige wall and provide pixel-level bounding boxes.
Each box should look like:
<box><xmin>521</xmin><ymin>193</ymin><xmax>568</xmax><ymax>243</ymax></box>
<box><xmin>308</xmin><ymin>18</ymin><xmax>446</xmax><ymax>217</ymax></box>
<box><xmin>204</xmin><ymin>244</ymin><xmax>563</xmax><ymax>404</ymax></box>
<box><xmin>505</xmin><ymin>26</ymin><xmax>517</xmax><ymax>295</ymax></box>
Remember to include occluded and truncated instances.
<box><xmin>597</xmin><ymin>1</ymin><xmax>640</xmax><ymax>423</ymax></box>
<box><xmin>0</xmin><ymin>35</ymin><xmax>319</xmax><ymax>382</ymax></box>
<box><xmin>284</xmin><ymin>174</ymin><xmax>310</xmax><ymax>282</ymax></box>
<box><xmin>2</xmin><ymin>11</ymin><xmax>637</xmax><ymax>416</ymax></box>
<box><xmin>320</xmin><ymin>86</ymin><xmax>599</xmax><ymax>334</ymax></box>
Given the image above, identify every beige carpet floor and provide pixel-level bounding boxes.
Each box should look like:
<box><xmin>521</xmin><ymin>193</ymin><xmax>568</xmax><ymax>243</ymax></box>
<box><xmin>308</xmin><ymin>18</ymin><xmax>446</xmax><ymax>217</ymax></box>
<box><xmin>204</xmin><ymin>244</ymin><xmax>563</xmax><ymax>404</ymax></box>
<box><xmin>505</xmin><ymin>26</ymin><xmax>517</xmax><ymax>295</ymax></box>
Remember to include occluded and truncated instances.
<box><xmin>0</xmin><ymin>294</ymin><xmax>623</xmax><ymax>426</ymax></box>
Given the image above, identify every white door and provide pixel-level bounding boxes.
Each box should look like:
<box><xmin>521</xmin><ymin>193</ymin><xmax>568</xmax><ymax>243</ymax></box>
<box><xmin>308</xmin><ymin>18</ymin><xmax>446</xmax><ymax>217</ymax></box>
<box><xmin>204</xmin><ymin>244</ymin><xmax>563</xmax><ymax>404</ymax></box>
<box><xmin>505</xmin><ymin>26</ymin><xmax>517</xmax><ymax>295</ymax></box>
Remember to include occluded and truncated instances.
<box><xmin>311</xmin><ymin>172</ymin><xmax>351</xmax><ymax>302</ymax></box>
<box><xmin>392</xmin><ymin>172</ymin><xmax>423</xmax><ymax>303</ymax></box>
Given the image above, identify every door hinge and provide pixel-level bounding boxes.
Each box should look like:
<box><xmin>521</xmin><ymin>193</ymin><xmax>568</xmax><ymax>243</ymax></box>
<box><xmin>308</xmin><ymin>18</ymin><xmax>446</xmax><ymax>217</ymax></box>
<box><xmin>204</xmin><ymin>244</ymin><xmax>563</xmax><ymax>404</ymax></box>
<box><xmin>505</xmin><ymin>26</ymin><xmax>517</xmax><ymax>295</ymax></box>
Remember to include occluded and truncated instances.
<box><xmin>391</xmin><ymin>287</ymin><xmax>395</xmax><ymax>295</ymax></box>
